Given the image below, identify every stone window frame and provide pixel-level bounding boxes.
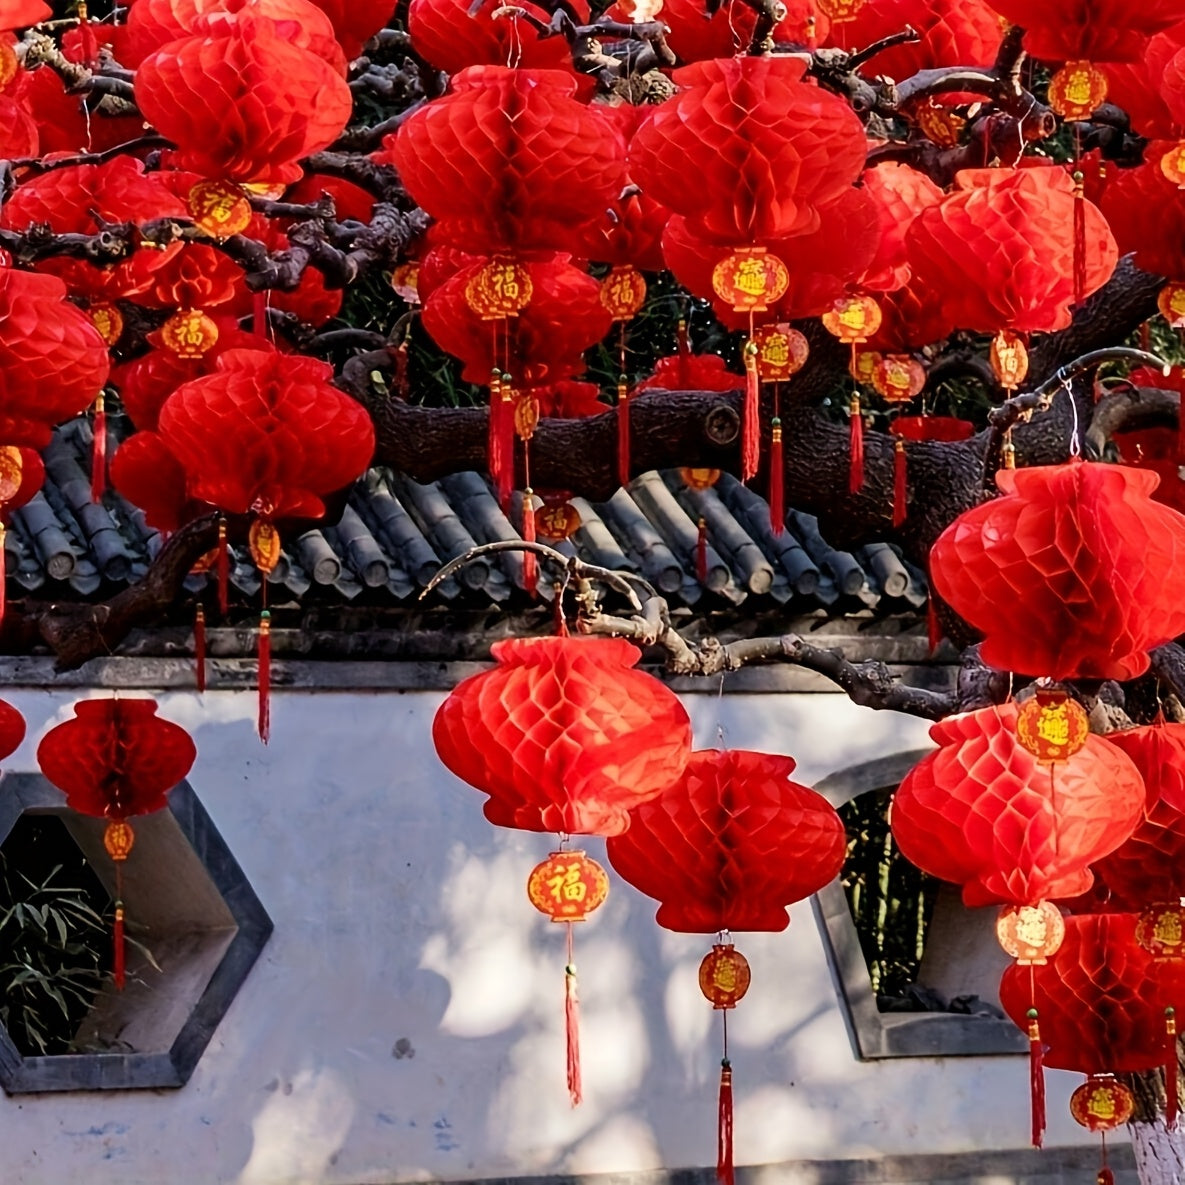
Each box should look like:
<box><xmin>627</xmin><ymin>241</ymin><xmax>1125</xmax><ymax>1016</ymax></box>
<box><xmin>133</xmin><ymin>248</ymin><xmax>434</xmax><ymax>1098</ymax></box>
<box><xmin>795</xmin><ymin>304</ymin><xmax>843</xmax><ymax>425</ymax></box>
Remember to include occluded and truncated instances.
<box><xmin>0</xmin><ymin>772</ymin><xmax>272</xmax><ymax>1093</ymax></box>
<box><xmin>812</xmin><ymin>750</ymin><xmax>1026</xmax><ymax>1060</ymax></box>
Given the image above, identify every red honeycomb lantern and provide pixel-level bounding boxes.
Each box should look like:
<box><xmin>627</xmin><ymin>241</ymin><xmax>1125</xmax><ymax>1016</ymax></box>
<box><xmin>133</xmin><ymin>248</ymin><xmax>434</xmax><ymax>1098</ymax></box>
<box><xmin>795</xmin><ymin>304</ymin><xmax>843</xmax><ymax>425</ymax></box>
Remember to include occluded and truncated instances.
<box><xmin>906</xmin><ymin>168</ymin><xmax>1117</xmax><ymax>334</ymax></box>
<box><xmin>37</xmin><ymin>698</ymin><xmax>197</xmax><ymax>990</ymax></box>
<box><xmin>390</xmin><ymin>66</ymin><xmax>627</xmax><ymax>256</ymax></box>
<box><xmin>1094</xmin><ymin>724</ymin><xmax>1185</xmax><ymax>909</ymax></box>
<box><xmin>988</xmin><ymin>0</ymin><xmax>1185</xmax><ymax>63</ymax></box>
<box><xmin>303</xmin><ymin>0</ymin><xmax>396</xmax><ymax>58</ymax></box>
<box><xmin>408</xmin><ymin>0</ymin><xmax>583</xmax><ymax>72</ymax></box>
<box><xmin>629</xmin><ymin>55</ymin><xmax>867</xmax><ymax>248</ymax></box>
<box><xmin>433</xmin><ymin>636</ymin><xmax>692</xmax><ymax>836</ymax></box>
<box><xmin>135</xmin><ymin>6</ymin><xmax>353</xmax><ymax>185</ymax></box>
<box><xmin>929</xmin><ymin>461</ymin><xmax>1185</xmax><ymax>681</ymax></box>
<box><xmin>606</xmin><ymin>748</ymin><xmax>845</xmax><ymax>933</ymax></box>
<box><xmin>890</xmin><ymin>703</ymin><xmax>1146</xmax><ymax>908</ymax></box>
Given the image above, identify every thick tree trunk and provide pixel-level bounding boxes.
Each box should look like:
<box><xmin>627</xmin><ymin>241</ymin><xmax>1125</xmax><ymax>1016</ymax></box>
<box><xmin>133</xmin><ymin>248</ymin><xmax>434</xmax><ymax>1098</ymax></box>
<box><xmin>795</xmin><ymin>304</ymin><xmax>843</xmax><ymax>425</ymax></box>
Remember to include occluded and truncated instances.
<box><xmin>1130</xmin><ymin>1121</ymin><xmax>1185</xmax><ymax>1184</ymax></box>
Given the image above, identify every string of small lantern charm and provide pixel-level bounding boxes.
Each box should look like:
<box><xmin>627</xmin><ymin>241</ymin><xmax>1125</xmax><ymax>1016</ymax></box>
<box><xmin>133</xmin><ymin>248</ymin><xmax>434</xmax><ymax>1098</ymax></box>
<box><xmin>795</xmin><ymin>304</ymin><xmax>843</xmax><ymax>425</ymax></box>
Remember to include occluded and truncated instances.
<box><xmin>769</xmin><ymin>381</ymin><xmax>784</xmax><ymax>536</ymax></box>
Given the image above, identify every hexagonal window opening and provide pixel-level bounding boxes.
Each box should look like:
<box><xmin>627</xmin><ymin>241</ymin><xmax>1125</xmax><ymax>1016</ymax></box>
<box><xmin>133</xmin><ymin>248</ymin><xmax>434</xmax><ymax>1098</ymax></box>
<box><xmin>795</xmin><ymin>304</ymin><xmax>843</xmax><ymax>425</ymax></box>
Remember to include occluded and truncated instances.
<box><xmin>0</xmin><ymin>773</ymin><xmax>272</xmax><ymax>1093</ymax></box>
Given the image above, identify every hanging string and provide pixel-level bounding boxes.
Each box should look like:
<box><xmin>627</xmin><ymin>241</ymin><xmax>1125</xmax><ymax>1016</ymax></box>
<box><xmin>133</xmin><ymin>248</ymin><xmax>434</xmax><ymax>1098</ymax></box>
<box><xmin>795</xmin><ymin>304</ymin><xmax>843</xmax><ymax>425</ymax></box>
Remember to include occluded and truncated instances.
<box><xmin>696</xmin><ymin>517</ymin><xmax>709</xmax><ymax>584</ymax></box>
<box><xmin>892</xmin><ymin>438</ymin><xmax>907</xmax><ymax>527</ymax></box>
<box><xmin>113</xmin><ymin>863</ymin><xmax>125</xmax><ymax>990</ymax></box>
<box><xmin>617</xmin><ymin>373</ymin><xmax>631</xmax><ymax>488</ymax></box>
<box><xmin>552</xmin><ymin>582</ymin><xmax>569</xmax><ymax>637</ymax></box>
<box><xmin>217</xmin><ymin>516</ymin><xmax>230</xmax><ymax>615</ymax></box>
<box><xmin>521</xmin><ymin>451</ymin><xmax>537</xmax><ymax>598</ymax></box>
<box><xmin>565</xmin><ymin>921</ymin><xmax>582</xmax><ymax>1107</ymax></box>
<box><xmin>194</xmin><ymin>604</ymin><xmax>207</xmax><ymax>693</ymax></box>
<box><xmin>0</xmin><ymin>524</ymin><xmax>7</xmax><ymax>632</ymax></box>
<box><xmin>1168</xmin><ymin>1006</ymin><xmax>1179</xmax><ymax>1130</ymax></box>
<box><xmin>1097</xmin><ymin>1133</ymin><xmax>1113</xmax><ymax>1185</ymax></box>
<box><xmin>1071</xmin><ymin>128</ymin><xmax>1086</xmax><ymax>309</ymax></box>
<box><xmin>257</xmin><ymin>603</ymin><xmax>271</xmax><ymax>745</ymax></box>
<box><xmin>768</xmin><ymin>407</ymin><xmax>784</xmax><ymax>538</ymax></box>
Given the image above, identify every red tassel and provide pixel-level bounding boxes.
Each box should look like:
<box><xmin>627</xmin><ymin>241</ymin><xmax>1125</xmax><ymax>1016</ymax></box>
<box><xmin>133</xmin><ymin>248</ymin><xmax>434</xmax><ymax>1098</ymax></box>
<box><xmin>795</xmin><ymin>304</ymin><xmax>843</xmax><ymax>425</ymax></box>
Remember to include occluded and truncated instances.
<box><xmin>78</xmin><ymin>2</ymin><xmax>99</xmax><ymax>67</ymax></box>
<box><xmin>252</xmin><ymin>289</ymin><xmax>268</xmax><ymax>339</ymax></box>
<box><xmin>742</xmin><ymin>342</ymin><xmax>759</xmax><ymax>482</ymax></box>
<box><xmin>848</xmin><ymin>394</ymin><xmax>864</xmax><ymax>494</ymax></box>
<box><xmin>928</xmin><ymin>596</ymin><xmax>943</xmax><ymax>656</ymax></box>
<box><xmin>1097</xmin><ymin>1170</ymin><xmax>1114</xmax><ymax>1185</ymax></box>
<box><xmin>1028</xmin><ymin>1009</ymin><xmax>1046</xmax><ymax>1149</ymax></box>
<box><xmin>697</xmin><ymin>517</ymin><xmax>709</xmax><ymax>584</ymax></box>
<box><xmin>1168</xmin><ymin>1007</ymin><xmax>1179</xmax><ymax>1130</ymax></box>
<box><xmin>91</xmin><ymin>393</ymin><xmax>106</xmax><ymax>502</ymax></box>
<box><xmin>565</xmin><ymin>956</ymin><xmax>582</xmax><ymax>1107</ymax></box>
<box><xmin>717</xmin><ymin>1060</ymin><xmax>734</xmax><ymax>1185</ymax></box>
<box><xmin>617</xmin><ymin>377</ymin><xmax>630</xmax><ymax>488</ymax></box>
<box><xmin>893</xmin><ymin>439</ymin><xmax>907</xmax><ymax>527</ymax></box>
<box><xmin>522</xmin><ymin>490</ymin><xmax>537</xmax><ymax>598</ymax></box>
<box><xmin>768</xmin><ymin>420</ymin><xmax>784</xmax><ymax>536</ymax></box>
<box><xmin>217</xmin><ymin>518</ymin><xmax>229</xmax><ymax>615</ymax></box>
<box><xmin>194</xmin><ymin>605</ymin><xmax>207</xmax><ymax>693</ymax></box>
<box><xmin>393</xmin><ymin>340</ymin><xmax>409</xmax><ymax>399</ymax></box>
<box><xmin>257</xmin><ymin>609</ymin><xmax>271</xmax><ymax>745</ymax></box>
<box><xmin>113</xmin><ymin>903</ymin><xmax>125</xmax><ymax>991</ymax></box>
<box><xmin>491</xmin><ymin>379</ymin><xmax>515</xmax><ymax>510</ymax></box>
<box><xmin>677</xmin><ymin>317</ymin><xmax>690</xmax><ymax>356</ymax></box>
<box><xmin>1072</xmin><ymin>170</ymin><xmax>1087</xmax><ymax>307</ymax></box>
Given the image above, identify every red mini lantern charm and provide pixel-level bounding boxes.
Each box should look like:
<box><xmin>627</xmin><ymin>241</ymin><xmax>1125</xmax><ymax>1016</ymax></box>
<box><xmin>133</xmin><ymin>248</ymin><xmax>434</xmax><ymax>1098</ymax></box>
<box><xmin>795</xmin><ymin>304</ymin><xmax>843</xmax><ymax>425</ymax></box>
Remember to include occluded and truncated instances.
<box><xmin>996</xmin><ymin>901</ymin><xmax>1066</xmax><ymax>965</ymax></box>
<box><xmin>699</xmin><ymin>944</ymin><xmax>751</xmax><ymax>1010</ymax></box>
<box><xmin>711</xmin><ymin>249</ymin><xmax>790</xmax><ymax>314</ymax></box>
<box><xmin>1137</xmin><ymin>904</ymin><xmax>1185</xmax><ymax>959</ymax></box>
<box><xmin>527</xmin><ymin>851</ymin><xmax>610</xmax><ymax>923</ymax></box>
<box><xmin>1070</xmin><ymin>1077</ymin><xmax>1135</xmax><ymax>1131</ymax></box>
<box><xmin>1015</xmin><ymin>689</ymin><xmax>1090</xmax><ymax>763</ymax></box>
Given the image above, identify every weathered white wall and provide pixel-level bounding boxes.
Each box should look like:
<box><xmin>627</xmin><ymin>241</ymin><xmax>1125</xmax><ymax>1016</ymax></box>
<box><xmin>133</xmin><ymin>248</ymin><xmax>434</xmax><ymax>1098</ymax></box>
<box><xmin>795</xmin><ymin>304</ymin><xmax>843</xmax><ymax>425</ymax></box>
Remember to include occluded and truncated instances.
<box><xmin>0</xmin><ymin>685</ymin><xmax>1108</xmax><ymax>1185</ymax></box>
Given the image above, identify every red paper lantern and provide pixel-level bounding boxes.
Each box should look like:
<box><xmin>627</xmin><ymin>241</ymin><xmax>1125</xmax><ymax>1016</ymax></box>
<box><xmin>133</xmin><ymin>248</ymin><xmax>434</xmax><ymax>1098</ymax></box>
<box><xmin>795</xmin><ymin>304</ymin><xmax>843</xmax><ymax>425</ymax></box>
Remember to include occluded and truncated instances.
<box><xmin>17</xmin><ymin>64</ymin><xmax>143</xmax><ymax>155</ymax></box>
<box><xmin>432</xmin><ymin>636</ymin><xmax>692</xmax><ymax>836</ymax></box>
<box><xmin>302</xmin><ymin>0</ymin><xmax>395</xmax><ymax>58</ymax></box>
<box><xmin>929</xmin><ymin>461</ymin><xmax>1185</xmax><ymax>680</ymax></box>
<box><xmin>110</xmin><ymin>431</ymin><xmax>206</xmax><ymax>534</ymax></box>
<box><xmin>1098</xmin><ymin>148</ymin><xmax>1185</xmax><ymax>279</ymax></box>
<box><xmin>1103</xmin><ymin>23</ymin><xmax>1185</xmax><ymax>139</ymax></box>
<box><xmin>858</xmin><ymin>162</ymin><xmax>944</xmax><ymax>294</ymax></box>
<box><xmin>989</xmin><ymin>0</ymin><xmax>1185</xmax><ymax>63</ymax></box>
<box><xmin>0</xmin><ymin>268</ymin><xmax>110</xmax><ymax>449</ymax></box>
<box><xmin>629</xmin><ymin>56</ymin><xmax>867</xmax><ymax>248</ymax></box>
<box><xmin>1092</xmin><ymin>725</ymin><xmax>1185</xmax><ymax>910</ymax></box>
<box><xmin>0</xmin><ymin>2</ymin><xmax>49</xmax><ymax>31</ymax></box>
<box><xmin>1000</xmin><ymin>913</ymin><xmax>1185</xmax><ymax>1073</ymax></box>
<box><xmin>906</xmin><ymin>168</ymin><xmax>1117</xmax><ymax>334</ymax></box>
<box><xmin>421</xmin><ymin>256</ymin><xmax>612</xmax><ymax>386</ymax></box>
<box><xmin>135</xmin><ymin>7</ymin><xmax>353</xmax><ymax>185</ymax></box>
<box><xmin>0</xmin><ymin>698</ymin><xmax>24</xmax><ymax>763</ymax></box>
<box><xmin>890</xmin><ymin>703</ymin><xmax>1146</xmax><ymax>907</ymax></box>
<box><xmin>390</xmin><ymin>67</ymin><xmax>626</xmax><ymax>256</ymax></box>
<box><xmin>124</xmin><ymin>0</ymin><xmax>348</xmax><ymax>72</ymax></box>
<box><xmin>636</xmin><ymin>352</ymin><xmax>745</xmax><ymax>392</ymax></box>
<box><xmin>606</xmin><ymin>749</ymin><xmax>846</xmax><ymax>932</ymax></box>
<box><xmin>409</xmin><ymin>0</ymin><xmax>583</xmax><ymax>72</ymax></box>
<box><xmin>156</xmin><ymin>347</ymin><xmax>375</xmax><ymax>520</ymax></box>
<box><xmin>38</xmin><ymin>698</ymin><xmax>197</xmax><ymax>822</ymax></box>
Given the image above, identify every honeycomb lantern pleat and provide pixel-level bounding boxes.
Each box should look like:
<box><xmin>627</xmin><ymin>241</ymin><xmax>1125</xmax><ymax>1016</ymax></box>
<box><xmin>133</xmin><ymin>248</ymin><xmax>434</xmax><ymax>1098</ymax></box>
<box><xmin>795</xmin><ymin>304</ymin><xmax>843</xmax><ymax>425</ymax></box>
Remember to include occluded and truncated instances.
<box><xmin>858</xmin><ymin>162</ymin><xmax>944</xmax><ymax>294</ymax></box>
<box><xmin>605</xmin><ymin>749</ymin><xmax>846</xmax><ymax>933</ymax></box>
<box><xmin>0</xmin><ymin>2</ymin><xmax>50</xmax><ymax>31</ymax></box>
<box><xmin>390</xmin><ymin>67</ymin><xmax>627</xmax><ymax>256</ymax></box>
<box><xmin>1103</xmin><ymin>23</ymin><xmax>1185</xmax><ymax>139</ymax></box>
<box><xmin>905</xmin><ymin>168</ymin><xmax>1117</xmax><ymax>334</ymax></box>
<box><xmin>1092</xmin><ymin>725</ymin><xmax>1185</xmax><ymax>909</ymax></box>
<box><xmin>890</xmin><ymin>703</ymin><xmax>1146</xmax><ymax>908</ymax></box>
<box><xmin>929</xmin><ymin>461</ymin><xmax>1185</xmax><ymax>680</ymax></box>
<box><xmin>37</xmin><ymin>699</ymin><xmax>197</xmax><ymax>820</ymax></box>
<box><xmin>0</xmin><ymin>699</ymin><xmax>24</xmax><ymax>764</ymax></box>
<box><xmin>156</xmin><ymin>348</ymin><xmax>375</xmax><ymax>519</ymax></box>
<box><xmin>1097</xmin><ymin>149</ymin><xmax>1185</xmax><ymax>279</ymax></box>
<box><xmin>987</xmin><ymin>0</ymin><xmax>1185</xmax><ymax>63</ymax></box>
<box><xmin>420</xmin><ymin>255</ymin><xmax>612</xmax><ymax>386</ymax></box>
<box><xmin>0</xmin><ymin>267</ymin><xmax>110</xmax><ymax>449</ymax></box>
<box><xmin>135</xmin><ymin>9</ymin><xmax>353</xmax><ymax>185</ymax></box>
<box><xmin>431</xmin><ymin>637</ymin><xmax>693</xmax><ymax>836</ymax></box>
<box><xmin>124</xmin><ymin>0</ymin><xmax>349</xmax><ymax>72</ymax></box>
<box><xmin>300</xmin><ymin>0</ymin><xmax>396</xmax><ymax>58</ymax></box>
<box><xmin>110</xmin><ymin>431</ymin><xmax>202</xmax><ymax>534</ymax></box>
<box><xmin>628</xmin><ymin>55</ymin><xmax>867</xmax><ymax>247</ymax></box>
<box><xmin>408</xmin><ymin>0</ymin><xmax>584</xmax><ymax>73</ymax></box>
<box><xmin>1000</xmin><ymin>914</ymin><xmax>1185</xmax><ymax>1073</ymax></box>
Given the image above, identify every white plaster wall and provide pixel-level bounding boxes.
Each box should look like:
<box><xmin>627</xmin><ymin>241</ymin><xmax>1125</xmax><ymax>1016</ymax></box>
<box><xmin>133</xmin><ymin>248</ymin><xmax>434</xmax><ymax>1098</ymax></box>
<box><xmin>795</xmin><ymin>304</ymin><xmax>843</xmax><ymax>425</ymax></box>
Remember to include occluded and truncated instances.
<box><xmin>0</xmin><ymin>687</ymin><xmax>1108</xmax><ymax>1185</ymax></box>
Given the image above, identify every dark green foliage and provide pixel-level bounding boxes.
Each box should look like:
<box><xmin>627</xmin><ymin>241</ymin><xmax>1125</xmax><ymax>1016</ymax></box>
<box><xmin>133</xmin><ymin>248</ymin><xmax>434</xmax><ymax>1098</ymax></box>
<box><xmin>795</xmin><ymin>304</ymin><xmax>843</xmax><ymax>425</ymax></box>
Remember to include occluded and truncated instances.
<box><xmin>838</xmin><ymin>789</ymin><xmax>940</xmax><ymax>1004</ymax></box>
<box><xmin>0</xmin><ymin>816</ymin><xmax>110</xmax><ymax>1056</ymax></box>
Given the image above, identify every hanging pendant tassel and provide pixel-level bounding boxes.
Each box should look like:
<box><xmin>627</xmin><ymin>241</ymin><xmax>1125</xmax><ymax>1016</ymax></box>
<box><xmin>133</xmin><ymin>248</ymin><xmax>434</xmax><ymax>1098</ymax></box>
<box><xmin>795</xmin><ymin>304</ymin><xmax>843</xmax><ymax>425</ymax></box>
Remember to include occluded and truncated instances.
<box><xmin>848</xmin><ymin>394</ymin><xmax>864</xmax><ymax>494</ymax></box>
<box><xmin>91</xmin><ymin>392</ymin><xmax>107</xmax><ymax>502</ymax></box>
<box><xmin>741</xmin><ymin>341</ymin><xmax>760</xmax><ymax>482</ymax></box>
<box><xmin>257</xmin><ymin>609</ymin><xmax>271</xmax><ymax>745</ymax></box>
<box><xmin>697</xmin><ymin>517</ymin><xmax>709</xmax><ymax>584</ymax></box>
<box><xmin>78</xmin><ymin>1</ymin><xmax>99</xmax><ymax>67</ymax></box>
<box><xmin>617</xmin><ymin>375</ymin><xmax>631</xmax><ymax>488</ymax></box>
<box><xmin>565</xmin><ymin>924</ymin><xmax>582</xmax><ymax>1107</ymax></box>
<box><xmin>113</xmin><ymin>902</ymin><xmax>126</xmax><ymax>990</ymax></box>
<box><xmin>497</xmin><ymin>378</ymin><xmax>515</xmax><ymax>510</ymax></box>
<box><xmin>217</xmin><ymin>518</ymin><xmax>229</xmax><ymax>615</ymax></box>
<box><xmin>1072</xmin><ymin>170</ymin><xmax>1087</xmax><ymax>308</ymax></box>
<box><xmin>893</xmin><ymin>439</ymin><xmax>907</xmax><ymax>527</ymax></box>
<box><xmin>1098</xmin><ymin>1134</ymin><xmax>1113</xmax><ymax>1185</ymax></box>
<box><xmin>1027</xmin><ymin>1008</ymin><xmax>1046</xmax><ymax>1149</ymax></box>
<box><xmin>677</xmin><ymin>317</ymin><xmax>690</xmax><ymax>357</ymax></box>
<box><xmin>768</xmin><ymin>419</ymin><xmax>784</xmax><ymax>536</ymax></box>
<box><xmin>522</xmin><ymin>489</ymin><xmax>537</xmax><ymax>598</ymax></box>
<box><xmin>717</xmin><ymin>1059</ymin><xmax>735</xmax><ymax>1185</ymax></box>
<box><xmin>1168</xmin><ymin>1007</ymin><xmax>1179</xmax><ymax>1130</ymax></box>
<box><xmin>194</xmin><ymin>604</ymin><xmax>207</xmax><ymax>693</ymax></box>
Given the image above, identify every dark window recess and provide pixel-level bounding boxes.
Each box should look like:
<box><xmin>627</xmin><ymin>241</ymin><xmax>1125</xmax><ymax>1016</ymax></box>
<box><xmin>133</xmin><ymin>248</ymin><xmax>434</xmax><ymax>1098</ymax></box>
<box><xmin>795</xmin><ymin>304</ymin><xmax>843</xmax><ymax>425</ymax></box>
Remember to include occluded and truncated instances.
<box><xmin>838</xmin><ymin>791</ymin><xmax>941</xmax><ymax>1008</ymax></box>
<box><xmin>0</xmin><ymin>814</ymin><xmax>113</xmax><ymax>1056</ymax></box>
